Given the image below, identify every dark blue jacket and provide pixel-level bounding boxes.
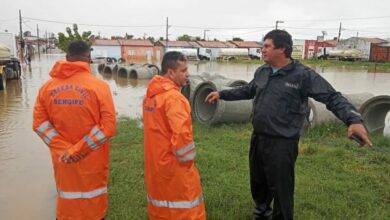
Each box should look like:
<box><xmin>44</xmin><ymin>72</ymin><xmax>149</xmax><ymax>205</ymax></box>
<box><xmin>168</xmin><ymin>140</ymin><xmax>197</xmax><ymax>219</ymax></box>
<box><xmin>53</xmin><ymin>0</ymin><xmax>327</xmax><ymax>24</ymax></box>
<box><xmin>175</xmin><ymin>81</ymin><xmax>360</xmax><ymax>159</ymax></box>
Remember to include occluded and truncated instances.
<box><xmin>219</xmin><ymin>60</ymin><xmax>363</xmax><ymax>139</ymax></box>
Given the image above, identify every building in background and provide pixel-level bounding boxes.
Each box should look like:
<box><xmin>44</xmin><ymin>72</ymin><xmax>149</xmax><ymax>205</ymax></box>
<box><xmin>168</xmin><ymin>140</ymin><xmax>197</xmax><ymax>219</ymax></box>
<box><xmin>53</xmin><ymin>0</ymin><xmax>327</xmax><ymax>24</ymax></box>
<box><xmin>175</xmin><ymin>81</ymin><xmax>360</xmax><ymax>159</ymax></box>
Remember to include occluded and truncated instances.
<box><xmin>292</xmin><ymin>39</ymin><xmax>305</xmax><ymax>60</ymax></box>
<box><xmin>337</xmin><ymin>37</ymin><xmax>388</xmax><ymax>61</ymax></box>
<box><xmin>91</xmin><ymin>39</ymin><xmax>121</xmax><ymax>59</ymax></box>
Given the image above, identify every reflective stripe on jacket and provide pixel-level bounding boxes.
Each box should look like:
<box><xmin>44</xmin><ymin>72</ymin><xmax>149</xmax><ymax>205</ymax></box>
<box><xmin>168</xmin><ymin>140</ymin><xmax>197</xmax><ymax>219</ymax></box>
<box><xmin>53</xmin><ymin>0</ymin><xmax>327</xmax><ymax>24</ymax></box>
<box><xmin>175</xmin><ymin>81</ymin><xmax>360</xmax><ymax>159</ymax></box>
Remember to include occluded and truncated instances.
<box><xmin>143</xmin><ymin>75</ymin><xmax>206</xmax><ymax>220</ymax></box>
<box><xmin>33</xmin><ymin>60</ymin><xmax>116</xmax><ymax>220</ymax></box>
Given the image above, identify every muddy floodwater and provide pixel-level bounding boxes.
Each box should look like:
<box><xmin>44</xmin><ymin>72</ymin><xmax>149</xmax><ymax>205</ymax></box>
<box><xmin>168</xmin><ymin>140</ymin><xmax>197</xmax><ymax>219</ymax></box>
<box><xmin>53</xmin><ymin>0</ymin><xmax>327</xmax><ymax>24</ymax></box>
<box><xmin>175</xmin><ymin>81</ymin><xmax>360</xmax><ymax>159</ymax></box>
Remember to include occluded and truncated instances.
<box><xmin>0</xmin><ymin>54</ymin><xmax>389</xmax><ymax>219</ymax></box>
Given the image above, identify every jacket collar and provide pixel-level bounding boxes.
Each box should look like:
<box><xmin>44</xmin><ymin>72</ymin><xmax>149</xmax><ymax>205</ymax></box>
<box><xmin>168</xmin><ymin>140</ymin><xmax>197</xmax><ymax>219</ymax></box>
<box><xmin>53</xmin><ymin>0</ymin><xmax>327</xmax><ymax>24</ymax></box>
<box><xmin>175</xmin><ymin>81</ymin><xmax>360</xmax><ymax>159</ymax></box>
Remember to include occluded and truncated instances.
<box><xmin>264</xmin><ymin>59</ymin><xmax>298</xmax><ymax>76</ymax></box>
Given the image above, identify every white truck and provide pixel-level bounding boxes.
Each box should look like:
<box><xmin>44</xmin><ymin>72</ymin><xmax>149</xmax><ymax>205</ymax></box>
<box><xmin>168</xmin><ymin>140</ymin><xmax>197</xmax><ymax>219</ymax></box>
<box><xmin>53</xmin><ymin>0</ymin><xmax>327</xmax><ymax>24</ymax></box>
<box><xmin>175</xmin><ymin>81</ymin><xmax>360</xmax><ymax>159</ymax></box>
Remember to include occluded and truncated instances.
<box><xmin>217</xmin><ymin>48</ymin><xmax>249</xmax><ymax>61</ymax></box>
<box><xmin>198</xmin><ymin>48</ymin><xmax>212</xmax><ymax>60</ymax></box>
<box><xmin>326</xmin><ymin>49</ymin><xmax>362</xmax><ymax>61</ymax></box>
<box><xmin>199</xmin><ymin>48</ymin><xmax>249</xmax><ymax>61</ymax></box>
<box><xmin>248</xmin><ymin>48</ymin><xmax>262</xmax><ymax>59</ymax></box>
<box><xmin>166</xmin><ymin>47</ymin><xmax>199</xmax><ymax>61</ymax></box>
<box><xmin>0</xmin><ymin>33</ymin><xmax>21</xmax><ymax>90</ymax></box>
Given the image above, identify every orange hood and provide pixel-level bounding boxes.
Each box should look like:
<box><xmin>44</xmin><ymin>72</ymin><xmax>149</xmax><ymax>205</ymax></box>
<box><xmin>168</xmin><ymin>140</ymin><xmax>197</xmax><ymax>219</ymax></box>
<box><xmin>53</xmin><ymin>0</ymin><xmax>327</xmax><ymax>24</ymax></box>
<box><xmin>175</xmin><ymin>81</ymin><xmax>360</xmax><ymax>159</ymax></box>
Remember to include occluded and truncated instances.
<box><xmin>146</xmin><ymin>75</ymin><xmax>178</xmax><ymax>98</ymax></box>
<box><xmin>49</xmin><ymin>60</ymin><xmax>91</xmax><ymax>79</ymax></box>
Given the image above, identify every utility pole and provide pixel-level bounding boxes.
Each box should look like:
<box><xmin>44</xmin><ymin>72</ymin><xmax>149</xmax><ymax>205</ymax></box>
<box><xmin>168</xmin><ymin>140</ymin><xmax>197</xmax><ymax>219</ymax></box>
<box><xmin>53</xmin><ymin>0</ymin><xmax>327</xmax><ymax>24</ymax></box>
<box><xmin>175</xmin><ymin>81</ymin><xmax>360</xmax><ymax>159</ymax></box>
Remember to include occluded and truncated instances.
<box><xmin>19</xmin><ymin>9</ymin><xmax>25</xmax><ymax>63</ymax></box>
<box><xmin>337</xmin><ymin>22</ymin><xmax>342</xmax><ymax>43</ymax></box>
<box><xmin>45</xmin><ymin>30</ymin><xmax>48</xmax><ymax>54</ymax></box>
<box><xmin>37</xmin><ymin>24</ymin><xmax>40</xmax><ymax>59</ymax></box>
<box><xmin>165</xmin><ymin>17</ymin><xmax>169</xmax><ymax>50</ymax></box>
<box><xmin>203</xmin><ymin>29</ymin><xmax>210</xmax><ymax>41</ymax></box>
<box><xmin>275</xmin><ymin>20</ymin><xmax>284</xmax><ymax>30</ymax></box>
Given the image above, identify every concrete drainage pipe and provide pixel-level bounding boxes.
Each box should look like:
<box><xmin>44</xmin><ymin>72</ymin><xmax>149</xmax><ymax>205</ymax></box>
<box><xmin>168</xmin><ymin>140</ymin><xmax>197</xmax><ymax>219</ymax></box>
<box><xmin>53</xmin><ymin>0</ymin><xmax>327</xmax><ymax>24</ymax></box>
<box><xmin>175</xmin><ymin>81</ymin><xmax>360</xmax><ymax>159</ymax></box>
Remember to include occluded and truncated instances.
<box><xmin>308</xmin><ymin>93</ymin><xmax>374</xmax><ymax>126</ymax></box>
<box><xmin>193</xmin><ymin>81</ymin><xmax>253</xmax><ymax>124</ymax></box>
<box><xmin>129</xmin><ymin>66</ymin><xmax>155</xmax><ymax>79</ymax></box>
<box><xmin>182</xmin><ymin>73</ymin><xmax>248</xmax><ymax>108</ymax></box>
<box><xmin>103</xmin><ymin>64</ymin><xmax>115</xmax><ymax>74</ymax></box>
<box><xmin>181</xmin><ymin>75</ymin><xmax>206</xmax><ymax>102</ymax></box>
<box><xmin>112</xmin><ymin>64</ymin><xmax>120</xmax><ymax>74</ymax></box>
<box><xmin>143</xmin><ymin>63</ymin><xmax>160</xmax><ymax>75</ymax></box>
<box><xmin>359</xmin><ymin>95</ymin><xmax>390</xmax><ymax>133</ymax></box>
<box><xmin>207</xmin><ymin>74</ymin><xmax>248</xmax><ymax>87</ymax></box>
<box><xmin>97</xmin><ymin>63</ymin><xmax>105</xmax><ymax>73</ymax></box>
<box><xmin>117</xmin><ymin>66</ymin><xmax>129</xmax><ymax>78</ymax></box>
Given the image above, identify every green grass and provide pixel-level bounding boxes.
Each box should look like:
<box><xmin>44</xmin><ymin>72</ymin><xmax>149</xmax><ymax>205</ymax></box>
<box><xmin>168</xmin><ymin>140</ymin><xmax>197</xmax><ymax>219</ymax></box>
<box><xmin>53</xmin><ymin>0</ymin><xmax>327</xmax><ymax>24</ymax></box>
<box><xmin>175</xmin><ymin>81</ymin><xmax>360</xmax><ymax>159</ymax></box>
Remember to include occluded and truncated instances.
<box><xmin>218</xmin><ymin>59</ymin><xmax>390</xmax><ymax>72</ymax></box>
<box><xmin>107</xmin><ymin>119</ymin><xmax>390</xmax><ymax>220</ymax></box>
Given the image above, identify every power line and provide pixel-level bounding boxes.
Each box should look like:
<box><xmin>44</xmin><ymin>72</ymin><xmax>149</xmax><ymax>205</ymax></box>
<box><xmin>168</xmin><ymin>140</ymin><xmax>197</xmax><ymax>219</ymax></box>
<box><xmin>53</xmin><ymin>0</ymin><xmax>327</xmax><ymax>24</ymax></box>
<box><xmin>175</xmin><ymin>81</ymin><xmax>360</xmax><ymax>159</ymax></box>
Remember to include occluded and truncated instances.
<box><xmin>22</xmin><ymin>21</ymin><xmax>35</xmax><ymax>32</ymax></box>
<box><xmin>24</xmin><ymin>16</ymin><xmax>275</xmax><ymax>30</ymax></box>
<box><xmin>172</xmin><ymin>25</ymin><xmax>274</xmax><ymax>30</ymax></box>
<box><xmin>17</xmin><ymin>15</ymin><xmax>390</xmax><ymax>40</ymax></box>
<box><xmin>343</xmin><ymin>28</ymin><xmax>390</xmax><ymax>34</ymax></box>
<box><xmin>280</xmin><ymin>26</ymin><xmax>340</xmax><ymax>30</ymax></box>
<box><xmin>23</xmin><ymin>16</ymin><xmax>165</xmax><ymax>28</ymax></box>
<box><xmin>284</xmin><ymin>15</ymin><xmax>390</xmax><ymax>22</ymax></box>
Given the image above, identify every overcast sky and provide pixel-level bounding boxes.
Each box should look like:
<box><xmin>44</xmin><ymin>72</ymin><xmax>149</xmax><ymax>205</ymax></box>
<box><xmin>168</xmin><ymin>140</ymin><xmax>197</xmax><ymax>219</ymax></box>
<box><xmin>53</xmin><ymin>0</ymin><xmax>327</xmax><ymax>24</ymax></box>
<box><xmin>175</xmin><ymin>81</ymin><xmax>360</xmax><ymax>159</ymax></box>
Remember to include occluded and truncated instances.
<box><xmin>1</xmin><ymin>0</ymin><xmax>390</xmax><ymax>41</ymax></box>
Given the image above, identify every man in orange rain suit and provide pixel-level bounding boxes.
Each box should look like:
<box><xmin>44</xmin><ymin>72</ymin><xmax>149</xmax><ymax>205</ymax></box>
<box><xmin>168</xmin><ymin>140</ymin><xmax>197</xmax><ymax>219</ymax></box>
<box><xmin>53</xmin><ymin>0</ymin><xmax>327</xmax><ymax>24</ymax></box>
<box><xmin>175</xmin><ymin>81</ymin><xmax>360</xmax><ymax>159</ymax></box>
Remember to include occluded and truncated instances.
<box><xmin>33</xmin><ymin>40</ymin><xmax>116</xmax><ymax>220</ymax></box>
<box><xmin>143</xmin><ymin>51</ymin><xmax>206</xmax><ymax>220</ymax></box>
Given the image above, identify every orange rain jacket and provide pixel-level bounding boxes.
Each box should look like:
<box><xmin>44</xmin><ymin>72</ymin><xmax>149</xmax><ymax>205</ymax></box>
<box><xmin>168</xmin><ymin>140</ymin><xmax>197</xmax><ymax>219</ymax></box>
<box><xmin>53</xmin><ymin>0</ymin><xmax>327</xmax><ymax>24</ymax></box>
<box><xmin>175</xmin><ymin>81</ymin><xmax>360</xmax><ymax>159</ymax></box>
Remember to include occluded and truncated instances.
<box><xmin>33</xmin><ymin>61</ymin><xmax>116</xmax><ymax>220</ymax></box>
<box><xmin>143</xmin><ymin>75</ymin><xmax>206</xmax><ymax>220</ymax></box>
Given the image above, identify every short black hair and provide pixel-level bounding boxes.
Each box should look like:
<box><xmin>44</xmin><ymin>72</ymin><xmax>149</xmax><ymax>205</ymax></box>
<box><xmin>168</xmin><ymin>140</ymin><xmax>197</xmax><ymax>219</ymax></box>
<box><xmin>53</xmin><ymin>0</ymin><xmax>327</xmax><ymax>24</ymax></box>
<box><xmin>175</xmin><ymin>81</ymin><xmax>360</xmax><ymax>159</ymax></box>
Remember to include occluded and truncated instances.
<box><xmin>67</xmin><ymin>40</ymin><xmax>90</xmax><ymax>56</ymax></box>
<box><xmin>161</xmin><ymin>51</ymin><xmax>187</xmax><ymax>74</ymax></box>
<box><xmin>263</xmin><ymin>30</ymin><xmax>293</xmax><ymax>58</ymax></box>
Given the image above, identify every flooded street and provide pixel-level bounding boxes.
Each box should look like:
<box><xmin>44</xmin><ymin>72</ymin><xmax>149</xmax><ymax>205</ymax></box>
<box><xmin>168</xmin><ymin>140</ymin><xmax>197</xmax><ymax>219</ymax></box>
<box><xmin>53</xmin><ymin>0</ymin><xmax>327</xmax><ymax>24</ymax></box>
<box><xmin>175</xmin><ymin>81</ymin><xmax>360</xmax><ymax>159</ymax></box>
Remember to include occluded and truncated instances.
<box><xmin>0</xmin><ymin>55</ymin><xmax>389</xmax><ymax>219</ymax></box>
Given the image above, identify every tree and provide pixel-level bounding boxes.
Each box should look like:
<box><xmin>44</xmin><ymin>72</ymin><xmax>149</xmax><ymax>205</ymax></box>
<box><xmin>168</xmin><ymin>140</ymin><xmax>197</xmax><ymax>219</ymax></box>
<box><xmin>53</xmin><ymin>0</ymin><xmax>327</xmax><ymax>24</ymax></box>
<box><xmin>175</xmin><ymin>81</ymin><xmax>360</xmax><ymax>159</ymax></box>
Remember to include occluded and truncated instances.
<box><xmin>89</xmin><ymin>35</ymin><xmax>101</xmax><ymax>40</ymax></box>
<box><xmin>177</xmin><ymin>34</ymin><xmax>192</xmax><ymax>41</ymax></box>
<box><xmin>147</xmin><ymin>36</ymin><xmax>155</xmax><ymax>43</ymax></box>
<box><xmin>125</xmin><ymin>33</ymin><xmax>134</xmax><ymax>39</ymax></box>
<box><xmin>232</xmin><ymin>37</ymin><xmax>244</xmax><ymax>41</ymax></box>
<box><xmin>57</xmin><ymin>24</ymin><xmax>92</xmax><ymax>52</ymax></box>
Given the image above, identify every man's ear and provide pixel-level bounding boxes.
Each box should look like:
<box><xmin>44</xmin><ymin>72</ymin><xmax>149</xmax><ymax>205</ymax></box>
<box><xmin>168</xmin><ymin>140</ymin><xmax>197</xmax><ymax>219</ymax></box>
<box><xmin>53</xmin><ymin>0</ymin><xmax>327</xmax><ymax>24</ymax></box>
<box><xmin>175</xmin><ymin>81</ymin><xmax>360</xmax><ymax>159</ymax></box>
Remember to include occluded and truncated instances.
<box><xmin>166</xmin><ymin>68</ymin><xmax>173</xmax><ymax>78</ymax></box>
<box><xmin>279</xmin><ymin>47</ymin><xmax>286</xmax><ymax>55</ymax></box>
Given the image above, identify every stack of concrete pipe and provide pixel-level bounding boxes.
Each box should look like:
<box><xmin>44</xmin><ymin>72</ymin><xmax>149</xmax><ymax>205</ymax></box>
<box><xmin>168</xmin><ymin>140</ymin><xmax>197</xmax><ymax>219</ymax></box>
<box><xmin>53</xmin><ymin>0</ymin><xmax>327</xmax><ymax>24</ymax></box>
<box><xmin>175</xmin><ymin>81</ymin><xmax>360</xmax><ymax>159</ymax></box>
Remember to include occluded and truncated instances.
<box><xmin>117</xmin><ymin>64</ymin><xmax>142</xmax><ymax>77</ymax></box>
<box><xmin>100</xmin><ymin>62</ymin><xmax>159</xmax><ymax>80</ymax></box>
<box><xmin>117</xmin><ymin>64</ymin><xmax>157</xmax><ymax>79</ymax></box>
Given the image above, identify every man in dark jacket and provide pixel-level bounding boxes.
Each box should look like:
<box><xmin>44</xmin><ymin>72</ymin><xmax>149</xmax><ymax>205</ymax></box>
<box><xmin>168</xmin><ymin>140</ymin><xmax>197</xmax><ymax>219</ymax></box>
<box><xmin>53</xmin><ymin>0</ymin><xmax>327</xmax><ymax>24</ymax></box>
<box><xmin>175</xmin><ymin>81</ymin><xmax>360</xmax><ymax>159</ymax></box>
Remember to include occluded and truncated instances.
<box><xmin>205</xmin><ymin>30</ymin><xmax>372</xmax><ymax>220</ymax></box>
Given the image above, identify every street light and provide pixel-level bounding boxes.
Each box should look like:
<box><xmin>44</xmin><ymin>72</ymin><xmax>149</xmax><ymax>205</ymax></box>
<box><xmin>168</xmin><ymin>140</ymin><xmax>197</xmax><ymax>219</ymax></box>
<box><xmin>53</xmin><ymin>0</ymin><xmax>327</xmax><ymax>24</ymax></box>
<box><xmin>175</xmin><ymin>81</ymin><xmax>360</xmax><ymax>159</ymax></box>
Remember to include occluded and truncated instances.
<box><xmin>275</xmin><ymin>20</ymin><xmax>284</xmax><ymax>30</ymax></box>
<box><xmin>203</xmin><ymin>29</ymin><xmax>210</xmax><ymax>41</ymax></box>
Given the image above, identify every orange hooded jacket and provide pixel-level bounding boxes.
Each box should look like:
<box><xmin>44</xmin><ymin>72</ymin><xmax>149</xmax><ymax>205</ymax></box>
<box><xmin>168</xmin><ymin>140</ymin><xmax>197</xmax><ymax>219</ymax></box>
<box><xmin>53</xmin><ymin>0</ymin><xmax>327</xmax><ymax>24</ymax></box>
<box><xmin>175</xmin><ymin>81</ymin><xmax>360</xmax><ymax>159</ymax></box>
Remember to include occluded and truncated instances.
<box><xmin>143</xmin><ymin>75</ymin><xmax>206</xmax><ymax>220</ymax></box>
<box><xmin>33</xmin><ymin>60</ymin><xmax>116</xmax><ymax>220</ymax></box>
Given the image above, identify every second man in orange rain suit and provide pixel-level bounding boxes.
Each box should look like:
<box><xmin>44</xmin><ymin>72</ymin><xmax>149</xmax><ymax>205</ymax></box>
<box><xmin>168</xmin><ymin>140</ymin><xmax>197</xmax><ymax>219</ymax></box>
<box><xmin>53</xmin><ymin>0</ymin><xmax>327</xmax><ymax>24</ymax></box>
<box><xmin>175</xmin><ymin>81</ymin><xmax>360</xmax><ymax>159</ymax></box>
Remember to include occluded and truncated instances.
<box><xmin>33</xmin><ymin>40</ymin><xmax>116</xmax><ymax>220</ymax></box>
<box><xmin>143</xmin><ymin>51</ymin><xmax>206</xmax><ymax>220</ymax></box>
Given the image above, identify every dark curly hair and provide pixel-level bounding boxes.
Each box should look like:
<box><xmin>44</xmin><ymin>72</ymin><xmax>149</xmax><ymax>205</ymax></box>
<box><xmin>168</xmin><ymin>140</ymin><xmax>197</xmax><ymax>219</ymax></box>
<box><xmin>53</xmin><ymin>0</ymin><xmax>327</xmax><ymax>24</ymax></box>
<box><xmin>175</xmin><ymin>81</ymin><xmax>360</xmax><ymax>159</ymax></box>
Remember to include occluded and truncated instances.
<box><xmin>263</xmin><ymin>30</ymin><xmax>293</xmax><ymax>58</ymax></box>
